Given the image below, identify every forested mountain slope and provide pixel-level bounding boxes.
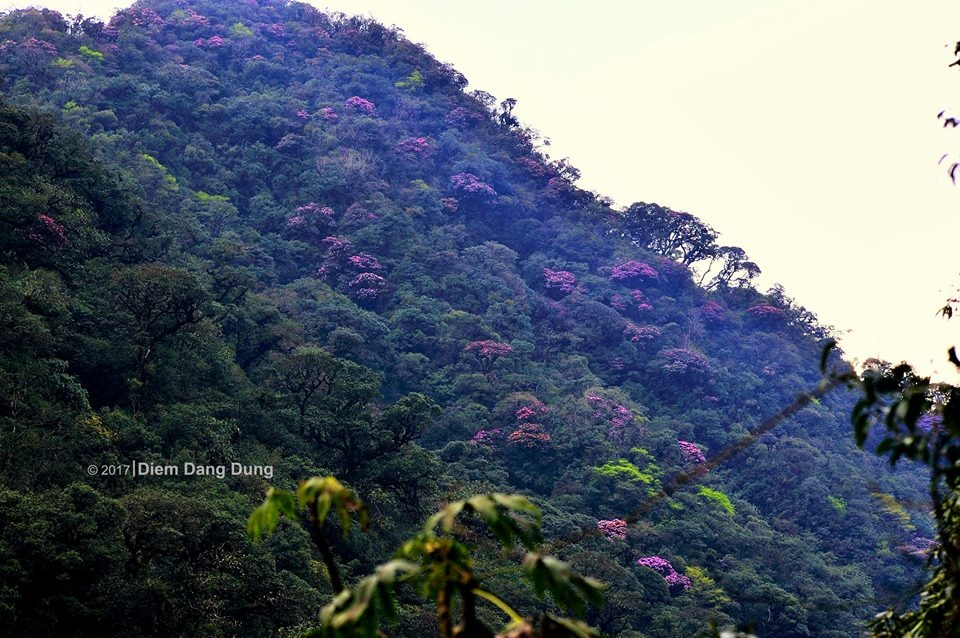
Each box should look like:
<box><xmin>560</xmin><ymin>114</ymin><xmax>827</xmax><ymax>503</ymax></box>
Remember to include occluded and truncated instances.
<box><xmin>0</xmin><ymin>1</ymin><xmax>934</xmax><ymax>636</ymax></box>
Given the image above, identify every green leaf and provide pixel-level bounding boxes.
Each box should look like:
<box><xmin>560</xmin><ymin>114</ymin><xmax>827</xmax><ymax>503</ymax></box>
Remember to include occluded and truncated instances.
<box><xmin>523</xmin><ymin>554</ymin><xmax>605</xmax><ymax>617</ymax></box>
<box><xmin>247</xmin><ymin>488</ymin><xmax>297</xmax><ymax>541</ymax></box>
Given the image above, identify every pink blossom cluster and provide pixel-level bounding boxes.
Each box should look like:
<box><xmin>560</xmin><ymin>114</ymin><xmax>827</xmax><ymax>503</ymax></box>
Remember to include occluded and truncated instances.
<box><xmin>344</xmin><ymin>96</ymin><xmax>376</xmax><ymax>114</ymax></box>
<box><xmin>761</xmin><ymin>364</ymin><xmax>778</xmax><ymax>377</ymax></box>
<box><xmin>343</xmin><ymin>203</ymin><xmax>378</xmax><ymax>225</ymax></box>
<box><xmin>21</xmin><ymin>37</ymin><xmax>57</xmax><ymax>56</ymax></box>
<box><xmin>660</xmin><ymin>348</ymin><xmax>710</xmax><ymax>376</ymax></box>
<box><xmin>445</xmin><ymin>107</ymin><xmax>484</xmax><ymax>127</ymax></box>
<box><xmin>506</xmin><ymin>423</ymin><xmax>552</xmax><ymax>448</ymax></box>
<box><xmin>296</xmin><ymin>203</ymin><xmax>335</xmax><ymax>219</ymax></box>
<box><xmin>110</xmin><ymin>7</ymin><xmax>165</xmax><ymax>30</ymax></box>
<box><xmin>317</xmin><ymin>236</ymin><xmax>353</xmax><ymax>276</ymax></box>
<box><xmin>450</xmin><ymin>173</ymin><xmax>496</xmax><ymax>197</ymax></box>
<box><xmin>630</xmin><ymin>290</ymin><xmax>653</xmax><ymax>311</ymax></box>
<box><xmin>194</xmin><ymin>35</ymin><xmax>224</xmax><ymax>48</ymax></box>
<box><xmin>587</xmin><ymin>395</ymin><xmax>634</xmax><ymax>436</ymax></box>
<box><xmin>654</xmin><ymin>256</ymin><xmax>688</xmax><ymax>281</ymax></box>
<box><xmin>747</xmin><ymin>304</ymin><xmax>785</xmax><ymax>320</ymax></box>
<box><xmin>699</xmin><ymin>300</ymin><xmax>727</xmax><ymax>324</ymax></box>
<box><xmin>348</xmin><ymin>272</ymin><xmax>385</xmax><ymax>299</ymax></box>
<box><xmin>543</xmin><ymin>268</ymin><xmax>577</xmax><ymax>294</ymax></box>
<box><xmin>516</xmin><ymin>401</ymin><xmax>549</xmax><ymax>421</ymax></box>
<box><xmin>471</xmin><ymin>428</ymin><xmax>503</xmax><ymax>445</ymax></box>
<box><xmin>315</xmin><ymin>234</ymin><xmax>386</xmax><ymax>299</ymax></box>
<box><xmin>610</xmin><ymin>294</ymin><xmax>628</xmax><ymax>312</ymax></box>
<box><xmin>267</xmin><ymin>23</ymin><xmax>285</xmax><ymax>37</ymax></box>
<box><xmin>896</xmin><ymin>536</ymin><xmax>940</xmax><ymax>558</ymax></box>
<box><xmin>624</xmin><ymin>323</ymin><xmax>661</xmax><ymax>344</ymax></box>
<box><xmin>348</xmin><ymin>253</ymin><xmax>382</xmax><ymax>271</ymax></box>
<box><xmin>517</xmin><ymin>156</ymin><xmax>548</xmax><ymax>177</ymax></box>
<box><xmin>170</xmin><ymin>8</ymin><xmax>208</xmax><ymax>25</ymax></box>
<box><xmin>609</xmin><ymin>260</ymin><xmax>659</xmax><ymax>283</ymax></box>
<box><xmin>636</xmin><ymin>556</ymin><xmax>692</xmax><ymax>592</ymax></box>
<box><xmin>544</xmin><ymin>176</ymin><xmax>568</xmax><ymax>197</ymax></box>
<box><xmin>394</xmin><ymin>137</ymin><xmax>430</xmax><ymax>155</ymax></box>
<box><xmin>464</xmin><ymin>340</ymin><xmax>513</xmax><ymax>358</ymax></box>
<box><xmin>678</xmin><ymin>440</ymin><xmax>706</xmax><ymax>465</ymax></box>
<box><xmin>440</xmin><ymin>197</ymin><xmax>459</xmax><ymax>213</ymax></box>
<box><xmin>296</xmin><ymin>109</ymin><xmax>311</xmax><ymax>120</ymax></box>
<box><xmin>597</xmin><ymin>518</ymin><xmax>627</xmax><ymax>541</ymax></box>
<box><xmin>320</xmin><ymin>106</ymin><xmax>338</xmax><ymax>120</ymax></box>
<box><xmin>288</xmin><ymin>203</ymin><xmax>334</xmax><ymax>229</ymax></box>
<box><xmin>29</xmin><ymin>214</ymin><xmax>67</xmax><ymax>245</ymax></box>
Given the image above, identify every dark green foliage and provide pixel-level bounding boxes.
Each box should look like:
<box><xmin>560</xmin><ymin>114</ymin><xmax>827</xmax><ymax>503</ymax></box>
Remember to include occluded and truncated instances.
<box><xmin>0</xmin><ymin>1</ymin><xmax>935</xmax><ymax>636</ymax></box>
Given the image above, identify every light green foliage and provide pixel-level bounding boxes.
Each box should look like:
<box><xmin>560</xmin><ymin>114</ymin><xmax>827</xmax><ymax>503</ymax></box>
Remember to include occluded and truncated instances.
<box><xmin>394</xmin><ymin>69</ymin><xmax>424</xmax><ymax>91</ymax></box>
<box><xmin>595</xmin><ymin>459</ymin><xmax>655</xmax><ymax>483</ymax></box>
<box><xmin>872</xmin><ymin>492</ymin><xmax>915</xmax><ymax>532</ymax></box>
<box><xmin>139</xmin><ymin>153</ymin><xmax>178</xmax><ymax>188</ymax></box>
<box><xmin>230</xmin><ymin>21</ymin><xmax>254</xmax><ymax>37</ymax></box>
<box><xmin>686</xmin><ymin>565</ymin><xmax>731</xmax><ymax>605</ymax></box>
<box><xmin>78</xmin><ymin>45</ymin><xmax>104</xmax><ymax>61</ymax></box>
<box><xmin>52</xmin><ymin>57</ymin><xmax>73</xmax><ymax>68</ymax></box>
<box><xmin>698</xmin><ymin>487</ymin><xmax>735</xmax><ymax>515</ymax></box>
<box><xmin>827</xmin><ymin>495</ymin><xmax>847</xmax><ymax>513</ymax></box>
<box><xmin>594</xmin><ymin>448</ymin><xmax>662</xmax><ymax>490</ymax></box>
<box><xmin>194</xmin><ymin>190</ymin><xmax>230</xmax><ymax>203</ymax></box>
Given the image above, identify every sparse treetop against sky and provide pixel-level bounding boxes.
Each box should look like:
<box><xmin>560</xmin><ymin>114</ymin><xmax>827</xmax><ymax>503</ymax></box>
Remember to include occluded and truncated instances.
<box><xmin>5</xmin><ymin>0</ymin><xmax>960</xmax><ymax>379</ymax></box>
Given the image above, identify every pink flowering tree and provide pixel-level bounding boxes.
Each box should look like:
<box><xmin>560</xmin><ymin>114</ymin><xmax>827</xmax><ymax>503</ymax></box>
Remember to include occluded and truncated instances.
<box><xmin>699</xmin><ymin>300</ymin><xmax>727</xmax><ymax>325</ymax></box>
<box><xmin>344</xmin><ymin>96</ymin><xmax>376</xmax><ymax>114</ymax></box>
<box><xmin>543</xmin><ymin>268</ymin><xmax>577</xmax><ymax>296</ymax></box>
<box><xmin>347</xmin><ymin>272</ymin><xmax>385</xmax><ymax>300</ymax></box>
<box><xmin>317</xmin><ymin>236</ymin><xmax>354</xmax><ymax>278</ymax></box>
<box><xmin>347</xmin><ymin>253</ymin><xmax>382</xmax><ymax>271</ymax></box>
<box><xmin>394</xmin><ymin>137</ymin><xmax>430</xmax><ymax>156</ymax></box>
<box><xmin>609</xmin><ymin>260</ymin><xmax>658</xmax><ymax>284</ymax></box>
<box><xmin>340</xmin><ymin>203</ymin><xmax>379</xmax><ymax>230</ymax></box>
<box><xmin>636</xmin><ymin>556</ymin><xmax>692</xmax><ymax>594</ymax></box>
<box><xmin>506</xmin><ymin>422</ymin><xmax>552</xmax><ymax>448</ymax></box>
<box><xmin>624</xmin><ymin>322</ymin><xmax>661</xmax><ymax>345</ymax></box>
<box><xmin>450</xmin><ymin>173</ymin><xmax>496</xmax><ymax>199</ymax></box>
<box><xmin>658</xmin><ymin>347</ymin><xmax>711</xmax><ymax>378</ymax></box>
<box><xmin>587</xmin><ymin>394</ymin><xmax>637</xmax><ymax>440</ymax></box>
<box><xmin>464</xmin><ymin>340</ymin><xmax>512</xmax><ymax>375</ymax></box>
<box><xmin>747</xmin><ymin>304</ymin><xmax>785</xmax><ymax>327</ymax></box>
<box><xmin>678</xmin><ymin>440</ymin><xmax>707</xmax><ymax>467</ymax></box>
<box><xmin>470</xmin><ymin>427</ymin><xmax>503</xmax><ymax>445</ymax></box>
<box><xmin>445</xmin><ymin>107</ymin><xmax>484</xmax><ymax>128</ymax></box>
<box><xmin>597</xmin><ymin>518</ymin><xmax>627</xmax><ymax>541</ymax></box>
<box><xmin>286</xmin><ymin>202</ymin><xmax>335</xmax><ymax>238</ymax></box>
<box><xmin>194</xmin><ymin>35</ymin><xmax>224</xmax><ymax>48</ymax></box>
<box><xmin>320</xmin><ymin>106</ymin><xmax>338</xmax><ymax>120</ymax></box>
<box><xmin>440</xmin><ymin>197</ymin><xmax>459</xmax><ymax>213</ymax></box>
<box><xmin>515</xmin><ymin>401</ymin><xmax>549</xmax><ymax>422</ymax></box>
<box><xmin>109</xmin><ymin>6</ymin><xmax>165</xmax><ymax>31</ymax></box>
<box><xmin>28</xmin><ymin>214</ymin><xmax>67</xmax><ymax>247</ymax></box>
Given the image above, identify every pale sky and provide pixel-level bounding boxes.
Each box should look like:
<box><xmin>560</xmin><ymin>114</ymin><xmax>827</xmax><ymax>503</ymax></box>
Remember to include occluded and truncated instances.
<box><xmin>5</xmin><ymin>0</ymin><xmax>960</xmax><ymax>381</ymax></box>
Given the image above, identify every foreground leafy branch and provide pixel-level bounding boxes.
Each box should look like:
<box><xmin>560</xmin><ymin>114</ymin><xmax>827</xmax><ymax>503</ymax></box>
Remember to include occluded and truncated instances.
<box><xmin>249</xmin><ymin>479</ymin><xmax>604</xmax><ymax>638</ymax></box>
<box><xmin>822</xmin><ymin>342</ymin><xmax>960</xmax><ymax>636</ymax></box>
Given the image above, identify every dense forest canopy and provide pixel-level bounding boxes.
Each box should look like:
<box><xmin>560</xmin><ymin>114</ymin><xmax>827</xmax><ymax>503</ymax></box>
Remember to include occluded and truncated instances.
<box><xmin>0</xmin><ymin>1</ymin><xmax>940</xmax><ymax>636</ymax></box>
